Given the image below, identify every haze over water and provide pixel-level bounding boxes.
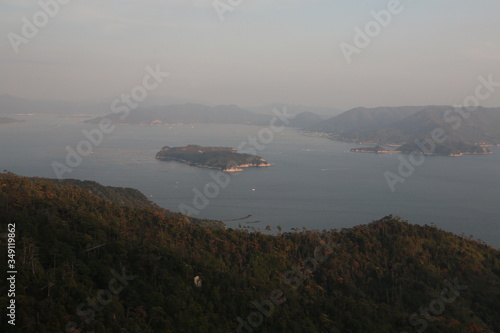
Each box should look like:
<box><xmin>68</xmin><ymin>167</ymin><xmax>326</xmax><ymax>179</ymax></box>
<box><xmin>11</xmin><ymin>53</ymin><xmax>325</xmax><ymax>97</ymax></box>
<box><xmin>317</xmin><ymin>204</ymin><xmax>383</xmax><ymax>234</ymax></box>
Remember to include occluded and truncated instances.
<box><xmin>2</xmin><ymin>115</ymin><xmax>499</xmax><ymax>248</ymax></box>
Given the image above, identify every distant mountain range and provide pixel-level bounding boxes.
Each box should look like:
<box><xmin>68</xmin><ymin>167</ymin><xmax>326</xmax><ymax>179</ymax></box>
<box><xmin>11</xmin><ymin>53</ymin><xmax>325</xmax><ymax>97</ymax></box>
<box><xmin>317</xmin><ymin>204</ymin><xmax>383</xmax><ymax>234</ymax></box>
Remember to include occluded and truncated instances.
<box><xmin>0</xmin><ymin>116</ymin><xmax>23</xmax><ymax>124</ymax></box>
<box><xmin>84</xmin><ymin>101</ymin><xmax>500</xmax><ymax>156</ymax></box>
<box><xmin>0</xmin><ymin>94</ymin><xmax>110</xmax><ymax>115</ymax></box>
<box><xmin>0</xmin><ymin>95</ymin><xmax>327</xmax><ymax>128</ymax></box>
<box><xmin>310</xmin><ymin>106</ymin><xmax>429</xmax><ymax>135</ymax></box>
<box><xmin>306</xmin><ymin>105</ymin><xmax>500</xmax><ymax>147</ymax></box>
<box><xmin>84</xmin><ymin>103</ymin><xmax>331</xmax><ymax>128</ymax></box>
<box><xmin>247</xmin><ymin>103</ymin><xmax>342</xmax><ymax>117</ymax></box>
<box><xmin>287</xmin><ymin>110</ymin><xmax>324</xmax><ymax>128</ymax></box>
<box><xmin>85</xmin><ymin>104</ymin><xmax>275</xmax><ymax>126</ymax></box>
<box><xmin>3</xmin><ymin>94</ymin><xmax>500</xmax><ymax>149</ymax></box>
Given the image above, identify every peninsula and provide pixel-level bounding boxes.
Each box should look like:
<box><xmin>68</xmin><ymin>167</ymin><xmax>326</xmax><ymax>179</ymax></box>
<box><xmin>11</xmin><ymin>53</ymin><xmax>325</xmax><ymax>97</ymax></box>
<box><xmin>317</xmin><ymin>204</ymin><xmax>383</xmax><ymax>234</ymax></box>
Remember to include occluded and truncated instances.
<box><xmin>350</xmin><ymin>141</ymin><xmax>492</xmax><ymax>156</ymax></box>
<box><xmin>155</xmin><ymin>145</ymin><xmax>272</xmax><ymax>172</ymax></box>
<box><xmin>397</xmin><ymin>141</ymin><xmax>492</xmax><ymax>157</ymax></box>
<box><xmin>350</xmin><ymin>145</ymin><xmax>400</xmax><ymax>154</ymax></box>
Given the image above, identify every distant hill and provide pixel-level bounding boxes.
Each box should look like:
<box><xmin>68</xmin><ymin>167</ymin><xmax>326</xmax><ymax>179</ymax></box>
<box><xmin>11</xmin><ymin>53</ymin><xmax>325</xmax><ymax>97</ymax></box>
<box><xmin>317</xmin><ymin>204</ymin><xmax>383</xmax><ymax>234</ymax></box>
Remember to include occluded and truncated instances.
<box><xmin>0</xmin><ymin>116</ymin><xmax>23</xmax><ymax>124</ymax></box>
<box><xmin>309</xmin><ymin>105</ymin><xmax>500</xmax><ymax>155</ymax></box>
<box><xmin>0</xmin><ymin>94</ymin><xmax>109</xmax><ymax>115</ymax></box>
<box><xmin>86</xmin><ymin>103</ymin><xmax>328</xmax><ymax>129</ymax></box>
<box><xmin>248</xmin><ymin>103</ymin><xmax>342</xmax><ymax>117</ymax></box>
<box><xmin>371</xmin><ymin>106</ymin><xmax>500</xmax><ymax>145</ymax></box>
<box><xmin>1</xmin><ymin>172</ymin><xmax>499</xmax><ymax>332</ymax></box>
<box><xmin>0</xmin><ymin>95</ymin><xmax>338</xmax><ymax>123</ymax></box>
<box><xmin>288</xmin><ymin>111</ymin><xmax>324</xmax><ymax>128</ymax></box>
<box><xmin>85</xmin><ymin>103</ymin><xmax>274</xmax><ymax>126</ymax></box>
<box><xmin>309</xmin><ymin>106</ymin><xmax>430</xmax><ymax>135</ymax></box>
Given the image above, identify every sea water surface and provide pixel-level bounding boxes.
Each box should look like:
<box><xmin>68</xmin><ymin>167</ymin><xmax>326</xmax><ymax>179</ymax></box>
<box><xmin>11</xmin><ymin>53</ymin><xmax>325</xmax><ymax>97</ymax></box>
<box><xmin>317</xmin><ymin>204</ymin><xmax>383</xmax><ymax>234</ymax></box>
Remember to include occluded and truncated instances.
<box><xmin>1</xmin><ymin>115</ymin><xmax>499</xmax><ymax>247</ymax></box>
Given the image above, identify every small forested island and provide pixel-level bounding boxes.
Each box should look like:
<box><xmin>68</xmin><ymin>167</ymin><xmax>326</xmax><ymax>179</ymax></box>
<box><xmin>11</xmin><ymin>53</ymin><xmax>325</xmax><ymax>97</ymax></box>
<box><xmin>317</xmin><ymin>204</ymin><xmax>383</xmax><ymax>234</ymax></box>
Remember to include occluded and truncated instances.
<box><xmin>350</xmin><ymin>145</ymin><xmax>400</xmax><ymax>154</ymax></box>
<box><xmin>397</xmin><ymin>141</ymin><xmax>492</xmax><ymax>156</ymax></box>
<box><xmin>155</xmin><ymin>144</ymin><xmax>272</xmax><ymax>172</ymax></box>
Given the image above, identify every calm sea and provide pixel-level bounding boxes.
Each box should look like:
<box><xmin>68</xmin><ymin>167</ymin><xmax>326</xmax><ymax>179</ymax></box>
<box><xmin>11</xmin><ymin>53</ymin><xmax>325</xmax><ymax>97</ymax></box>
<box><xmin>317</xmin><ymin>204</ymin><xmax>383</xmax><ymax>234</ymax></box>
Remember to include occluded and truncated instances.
<box><xmin>1</xmin><ymin>115</ymin><xmax>499</xmax><ymax>247</ymax></box>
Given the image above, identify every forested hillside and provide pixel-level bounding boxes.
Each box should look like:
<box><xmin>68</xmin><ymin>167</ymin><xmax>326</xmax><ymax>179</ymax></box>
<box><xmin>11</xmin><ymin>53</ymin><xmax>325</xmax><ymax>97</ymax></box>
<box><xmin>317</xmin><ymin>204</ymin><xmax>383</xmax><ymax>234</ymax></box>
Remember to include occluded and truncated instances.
<box><xmin>0</xmin><ymin>172</ymin><xmax>499</xmax><ymax>332</ymax></box>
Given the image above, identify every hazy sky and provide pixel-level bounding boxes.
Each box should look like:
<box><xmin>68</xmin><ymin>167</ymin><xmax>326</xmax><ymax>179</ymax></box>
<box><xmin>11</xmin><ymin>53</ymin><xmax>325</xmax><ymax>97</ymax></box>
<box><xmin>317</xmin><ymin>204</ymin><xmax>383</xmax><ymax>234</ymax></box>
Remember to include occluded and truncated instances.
<box><xmin>1</xmin><ymin>0</ymin><xmax>500</xmax><ymax>110</ymax></box>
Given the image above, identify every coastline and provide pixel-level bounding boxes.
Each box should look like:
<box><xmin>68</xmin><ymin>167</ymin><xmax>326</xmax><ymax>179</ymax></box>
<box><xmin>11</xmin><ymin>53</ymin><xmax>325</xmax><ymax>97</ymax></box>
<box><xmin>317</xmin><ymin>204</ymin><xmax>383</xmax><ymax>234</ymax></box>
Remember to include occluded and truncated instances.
<box><xmin>155</xmin><ymin>156</ymin><xmax>273</xmax><ymax>172</ymax></box>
